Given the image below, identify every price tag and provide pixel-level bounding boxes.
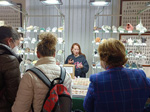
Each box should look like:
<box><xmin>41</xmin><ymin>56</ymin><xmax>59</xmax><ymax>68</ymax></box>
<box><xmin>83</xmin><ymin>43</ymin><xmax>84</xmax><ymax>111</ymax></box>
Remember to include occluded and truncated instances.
<box><xmin>128</xmin><ymin>31</ymin><xmax>132</xmax><ymax>33</ymax></box>
<box><xmin>113</xmin><ymin>31</ymin><xmax>117</xmax><ymax>33</ymax></box>
<box><xmin>143</xmin><ymin>43</ymin><xmax>146</xmax><ymax>46</ymax></box>
<box><xmin>96</xmin><ymin>42</ymin><xmax>100</xmax><ymax>45</ymax></box>
<box><xmin>105</xmin><ymin>31</ymin><xmax>109</xmax><ymax>33</ymax></box>
<box><xmin>27</xmin><ymin>30</ymin><xmax>31</xmax><ymax>32</ymax></box>
<box><xmin>46</xmin><ymin>30</ymin><xmax>49</xmax><ymax>32</ymax></box>
<box><xmin>40</xmin><ymin>30</ymin><xmax>44</xmax><ymax>32</ymax></box>
<box><xmin>30</xmin><ymin>53</ymin><xmax>33</xmax><ymax>55</ymax></box>
<box><xmin>140</xmin><ymin>31</ymin><xmax>144</xmax><ymax>33</ymax></box>
<box><xmin>94</xmin><ymin>30</ymin><xmax>99</xmax><ymax>33</ymax></box>
<box><xmin>120</xmin><ymin>31</ymin><xmax>124</xmax><ymax>33</ymax></box>
<box><xmin>34</xmin><ymin>30</ymin><xmax>38</xmax><ymax>32</ymax></box>
<box><xmin>134</xmin><ymin>43</ymin><xmax>138</xmax><ymax>46</ymax></box>
<box><xmin>24</xmin><ymin>41</ymin><xmax>28</xmax><ymax>44</ymax></box>
<box><xmin>17</xmin><ymin>30</ymin><xmax>21</xmax><ymax>32</ymax></box>
<box><xmin>93</xmin><ymin>66</ymin><xmax>96</xmax><ymax>69</ymax></box>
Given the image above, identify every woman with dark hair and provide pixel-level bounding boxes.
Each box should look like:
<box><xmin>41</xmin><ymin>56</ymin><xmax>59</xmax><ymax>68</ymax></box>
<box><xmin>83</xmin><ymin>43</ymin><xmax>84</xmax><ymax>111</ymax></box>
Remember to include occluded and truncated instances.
<box><xmin>65</xmin><ymin>43</ymin><xmax>89</xmax><ymax>78</ymax></box>
<box><xmin>0</xmin><ymin>25</ymin><xmax>21</xmax><ymax>112</ymax></box>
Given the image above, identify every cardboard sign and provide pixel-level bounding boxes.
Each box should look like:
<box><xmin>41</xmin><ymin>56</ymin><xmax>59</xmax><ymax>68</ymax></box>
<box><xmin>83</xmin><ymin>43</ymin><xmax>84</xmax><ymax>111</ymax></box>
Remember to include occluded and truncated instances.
<box><xmin>63</xmin><ymin>64</ymin><xmax>75</xmax><ymax>79</ymax></box>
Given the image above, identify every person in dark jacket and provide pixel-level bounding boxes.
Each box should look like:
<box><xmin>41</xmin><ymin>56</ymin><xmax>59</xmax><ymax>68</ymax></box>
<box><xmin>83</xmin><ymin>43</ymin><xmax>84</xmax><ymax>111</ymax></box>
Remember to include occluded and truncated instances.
<box><xmin>83</xmin><ymin>38</ymin><xmax>150</xmax><ymax>112</ymax></box>
<box><xmin>65</xmin><ymin>43</ymin><xmax>89</xmax><ymax>77</ymax></box>
<box><xmin>0</xmin><ymin>26</ymin><xmax>22</xmax><ymax>112</ymax></box>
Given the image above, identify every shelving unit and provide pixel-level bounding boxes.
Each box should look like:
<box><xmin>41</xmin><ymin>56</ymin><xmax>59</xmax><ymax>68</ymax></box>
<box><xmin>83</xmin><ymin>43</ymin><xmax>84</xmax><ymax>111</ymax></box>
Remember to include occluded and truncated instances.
<box><xmin>120</xmin><ymin>34</ymin><xmax>150</xmax><ymax>69</ymax></box>
<box><xmin>91</xmin><ymin>6</ymin><xmax>150</xmax><ymax>74</ymax></box>
<box><xmin>18</xmin><ymin>5</ymin><xmax>65</xmax><ymax>73</ymax></box>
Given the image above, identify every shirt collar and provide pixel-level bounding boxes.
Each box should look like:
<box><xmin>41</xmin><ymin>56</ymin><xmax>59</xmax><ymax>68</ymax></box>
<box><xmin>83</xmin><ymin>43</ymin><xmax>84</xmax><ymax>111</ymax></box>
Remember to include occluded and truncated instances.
<box><xmin>106</xmin><ymin>66</ymin><xmax>124</xmax><ymax>70</ymax></box>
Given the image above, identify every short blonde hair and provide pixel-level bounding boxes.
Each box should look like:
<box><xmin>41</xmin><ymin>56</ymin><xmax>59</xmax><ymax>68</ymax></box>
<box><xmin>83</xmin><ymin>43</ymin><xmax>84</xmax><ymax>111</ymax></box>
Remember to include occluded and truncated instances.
<box><xmin>37</xmin><ymin>32</ymin><xmax>57</xmax><ymax>56</ymax></box>
<box><xmin>98</xmin><ymin>38</ymin><xmax>128</xmax><ymax>67</ymax></box>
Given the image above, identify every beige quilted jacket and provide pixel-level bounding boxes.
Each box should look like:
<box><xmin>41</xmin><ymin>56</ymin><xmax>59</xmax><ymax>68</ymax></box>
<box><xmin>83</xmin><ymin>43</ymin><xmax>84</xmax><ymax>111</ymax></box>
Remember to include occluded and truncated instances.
<box><xmin>12</xmin><ymin>57</ymin><xmax>72</xmax><ymax>112</ymax></box>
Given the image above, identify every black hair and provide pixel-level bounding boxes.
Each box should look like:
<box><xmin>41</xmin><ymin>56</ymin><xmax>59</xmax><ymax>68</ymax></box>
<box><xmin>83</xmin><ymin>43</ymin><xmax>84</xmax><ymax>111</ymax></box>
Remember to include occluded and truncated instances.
<box><xmin>0</xmin><ymin>26</ymin><xmax>20</xmax><ymax>43</ymax></box>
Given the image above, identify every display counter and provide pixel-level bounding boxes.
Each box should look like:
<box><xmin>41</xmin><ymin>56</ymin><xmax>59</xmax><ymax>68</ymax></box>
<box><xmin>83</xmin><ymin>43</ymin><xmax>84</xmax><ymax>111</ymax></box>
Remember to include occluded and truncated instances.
<box><xmin>72</xmin><ymin>78</ymin><xmax>89</xmax><ymax>96</ymax></box>
<box><xmin>72</xmin><ymin>96</ymin><xmax>85</xmax><ymax>112</ymax></box>
<box><xmin>72</xmin><ymin>78</ymin><xmax>89</xmax><ymax>112</ymax></box>
<box><xmin>71</xmin><ymin>78</ymin><xmax>150</xmax><ymax>111</ymax></box>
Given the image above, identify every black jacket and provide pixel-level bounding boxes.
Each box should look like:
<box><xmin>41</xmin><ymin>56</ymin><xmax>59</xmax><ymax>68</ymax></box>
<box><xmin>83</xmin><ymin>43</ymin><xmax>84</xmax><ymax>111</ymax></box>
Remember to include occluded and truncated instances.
<box><xmin>65</xmin><ymin>54</ymin><xmax>89</xmax><ymax>77</ymax></box>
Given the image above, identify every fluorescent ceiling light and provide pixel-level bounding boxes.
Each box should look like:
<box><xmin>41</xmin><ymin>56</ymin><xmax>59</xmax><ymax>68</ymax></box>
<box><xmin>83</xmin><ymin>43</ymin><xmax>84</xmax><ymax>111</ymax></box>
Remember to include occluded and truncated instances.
<box><xmin>146</xmin><ymin>2</ymin><xmax>150</xmax><ymax>6</ymax></box>
<box><xmin>90</xmin><ymin>0</ymin><xmax>111</xmax><ymax>6</ymax></box>
<box><xmin>0</xmin><ymin>0</ymin><xmax>13</xmax><ymax>6</ymax></box>
<box><xmin>40</xmin><ymin>0</ymin><xmax>62</xmax><ymax>5</ymax></box>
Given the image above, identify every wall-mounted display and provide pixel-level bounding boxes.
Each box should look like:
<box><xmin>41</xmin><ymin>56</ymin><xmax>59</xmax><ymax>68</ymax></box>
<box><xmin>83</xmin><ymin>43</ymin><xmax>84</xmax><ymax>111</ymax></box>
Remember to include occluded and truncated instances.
<box><xmin>120</xmin><ymin>34</ymin><xmax>150</xmax><ymax>68</ymax></box>
<box><xmin>120</xmin><ymin>0</ymin><xmax>150</xmax><ymax>32</ymax></box>
<box><xmin>0</xmin><ymin>4</ymin><xmax>22</xmax><ymax>28</ymax></box>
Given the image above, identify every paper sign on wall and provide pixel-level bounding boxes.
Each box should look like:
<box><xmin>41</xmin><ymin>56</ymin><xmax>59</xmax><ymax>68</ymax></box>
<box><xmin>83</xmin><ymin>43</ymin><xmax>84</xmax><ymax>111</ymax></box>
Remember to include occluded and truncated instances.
<box><xmin>0</xmin><ymin>21</ymin><xmax>4</xmax><ymax>26</ymax></box>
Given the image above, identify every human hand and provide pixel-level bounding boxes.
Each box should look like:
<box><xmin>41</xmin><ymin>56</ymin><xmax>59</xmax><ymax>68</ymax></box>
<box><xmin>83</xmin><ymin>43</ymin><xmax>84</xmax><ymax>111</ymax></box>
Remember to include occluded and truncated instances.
<box><xmin>68</xmin><ymin>58</ymin><xmax>74</xmax><ymax>64</ymax></box>
<box><xmin>78</xmin><ymin>63</ymin><xmax>83</xmax><ymax>68</ymax></box>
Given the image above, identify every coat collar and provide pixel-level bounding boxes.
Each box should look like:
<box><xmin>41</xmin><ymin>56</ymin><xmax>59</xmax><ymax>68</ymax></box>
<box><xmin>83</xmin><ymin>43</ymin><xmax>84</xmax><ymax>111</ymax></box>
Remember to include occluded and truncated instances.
<box><xmin>106</xmin><ymin>66</ymin><xmax>124</xmax><ymax>70</ymax></box>
<box><xmin>35</xmin><ymin>57</ymin><xmax>56</xmax><ymax>66</ymax></box>
<box><xmin>0</xmin><ymin>43</ymin><xmax>22</xmax><ymax>63</ymax></box>
<box><xmin>0</xmin><ymin>43</ymin><xmax>12</xmax><ymax>54</ymax></box>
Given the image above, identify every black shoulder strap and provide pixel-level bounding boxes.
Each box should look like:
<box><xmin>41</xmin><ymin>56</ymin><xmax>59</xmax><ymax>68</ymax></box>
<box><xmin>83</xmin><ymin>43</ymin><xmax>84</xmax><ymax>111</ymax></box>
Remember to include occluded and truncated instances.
<box><xmin>59</xmin><ymin>66</ymin><xmax>66</xmax><ymax>84</ymax></box>
<box><xmin>27</xmin><ymin>67</ymin><xmax>51</xmax><ymax>88</ymax></box>
<box><xmin>27</xmin><ymin>66</ymin><xmax>66</xmax><ymax>86</ymax></box>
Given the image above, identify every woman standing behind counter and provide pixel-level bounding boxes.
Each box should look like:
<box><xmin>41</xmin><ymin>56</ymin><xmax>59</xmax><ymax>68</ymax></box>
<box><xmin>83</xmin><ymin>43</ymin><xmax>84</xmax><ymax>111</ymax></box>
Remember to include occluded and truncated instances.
<box><xmin>65</xmin><ymin>43</ymin><xmax>89</xmax><ymax>78</ymax></box>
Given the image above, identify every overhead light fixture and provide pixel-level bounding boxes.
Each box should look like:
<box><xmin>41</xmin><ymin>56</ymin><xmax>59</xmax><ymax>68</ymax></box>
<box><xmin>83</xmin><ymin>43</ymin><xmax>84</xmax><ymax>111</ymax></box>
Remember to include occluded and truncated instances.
<box><xmin>0</xmin><ymin>0</ymin><xmax>14</xmax><ymax>6</ymax></box>
<box><xmin>90</xmin><ymin>0</ymin><xmax>111</xmax><ymax>6</ymax></box>
<box><xmin>146</xmin><ymin>2</ymin><xmax>150</xmax><ymax>6</ymax></box>
<box><xmin>40</xmin><ymin>0</ymin><xmax>63</xmax><ymax>5</ymax></box>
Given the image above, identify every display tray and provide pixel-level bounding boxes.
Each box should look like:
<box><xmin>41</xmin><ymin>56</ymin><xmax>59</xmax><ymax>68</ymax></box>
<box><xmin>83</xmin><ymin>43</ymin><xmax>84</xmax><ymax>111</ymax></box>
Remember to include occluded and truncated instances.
<box><xmin>72</xmin><ymin>78</ymin><xmax>90</xmax><ymax>86</ymax></box>
<box><xmin>72</xmin><ymin>89</ymin><xmax>87</xmax><ymax>96</ymax></box>
<box><xmin>72</xmin><ymin>85</ymin><xmax>88</xmax><ymax>90</ymax></box>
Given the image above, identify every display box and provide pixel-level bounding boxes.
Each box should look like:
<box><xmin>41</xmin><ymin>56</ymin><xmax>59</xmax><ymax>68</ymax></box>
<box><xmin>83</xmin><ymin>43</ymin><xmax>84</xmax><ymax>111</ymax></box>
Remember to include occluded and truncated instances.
<box><xmin>142</xmin><ymin>65</ymin><xmax>150</xmax><ymax>78</ymax></box>
<box><xmin>63</xmin><ymin>64</ymin><xmax>75</xmax><ymax>79</ymax></box>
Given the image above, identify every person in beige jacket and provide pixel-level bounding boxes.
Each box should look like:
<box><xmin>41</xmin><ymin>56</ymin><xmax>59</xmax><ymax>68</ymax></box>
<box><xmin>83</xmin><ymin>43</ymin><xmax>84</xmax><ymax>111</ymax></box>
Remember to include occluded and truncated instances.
<box><xmin>12</xmin><ymin>32</ymin><xmax>72</xmax><ymax>112</ymax></box>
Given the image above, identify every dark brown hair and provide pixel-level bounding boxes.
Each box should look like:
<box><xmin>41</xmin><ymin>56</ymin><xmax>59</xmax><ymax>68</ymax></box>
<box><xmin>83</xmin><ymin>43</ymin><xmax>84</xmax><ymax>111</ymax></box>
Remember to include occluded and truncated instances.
<box><xmin>0</xmin><ymin>25</ymin><xmax>20</xmax><ymax>44</ymax></box>
<box><xmin>71</xmin><ymin>43</ymin><xmax>86</xmax><ymax>58</ymax></box>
